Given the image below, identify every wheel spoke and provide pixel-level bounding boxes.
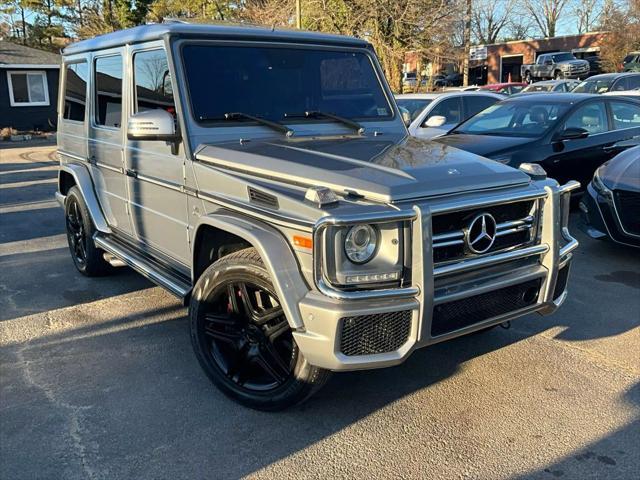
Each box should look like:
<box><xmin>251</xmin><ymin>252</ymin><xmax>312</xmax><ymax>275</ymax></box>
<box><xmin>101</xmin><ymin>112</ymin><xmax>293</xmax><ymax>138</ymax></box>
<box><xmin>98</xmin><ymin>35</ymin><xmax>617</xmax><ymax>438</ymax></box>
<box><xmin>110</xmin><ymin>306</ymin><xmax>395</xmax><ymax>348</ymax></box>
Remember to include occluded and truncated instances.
<box><xmin>256</xmin><ymin>341</ymin><xmax>290</xmax><ymax>383</ymax></box>
<box><xmin>204</xmin><ymin>314</ymin><xmax>243</xmax><ymax>344</ymax></box>
<box><xmin>227</xmin><ymin>284</ymin><xmax>240</xmax><ymax>314</ymax></box>
<box><xmin>254</xmin><ymin>306</ymin><xmax>284</xmax><ymax>325</ymax></box>
<box><xmin>226</xmin><ymin>342</ymin><xmax>250</xmax><ymax>384</ymax></box>
<box><xmin>264</xmin><ymin>318</ymin><xmax>289</xmax><ymax>341</ymax></box>
<box><xmin>237</xmin><ymin>282</ymin><xmax>255</xmax><ymax>319</ymax></box>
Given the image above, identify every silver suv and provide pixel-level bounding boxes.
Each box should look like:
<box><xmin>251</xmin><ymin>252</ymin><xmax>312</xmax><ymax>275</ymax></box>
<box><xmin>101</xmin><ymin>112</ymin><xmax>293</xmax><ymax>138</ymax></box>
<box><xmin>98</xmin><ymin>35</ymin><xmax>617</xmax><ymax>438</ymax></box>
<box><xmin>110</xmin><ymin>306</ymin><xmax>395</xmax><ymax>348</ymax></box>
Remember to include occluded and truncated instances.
<box><xmin>56</xmin><ymin>22</ymin><xmax>579</xmax><ymax>410</ymax></box>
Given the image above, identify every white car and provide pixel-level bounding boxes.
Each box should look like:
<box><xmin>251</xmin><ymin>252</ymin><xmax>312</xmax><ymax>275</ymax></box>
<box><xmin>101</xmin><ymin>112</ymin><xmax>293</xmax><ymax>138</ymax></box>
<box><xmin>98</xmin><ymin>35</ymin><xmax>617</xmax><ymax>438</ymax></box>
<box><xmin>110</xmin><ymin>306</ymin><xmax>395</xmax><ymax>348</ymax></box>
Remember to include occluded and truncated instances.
<box><xmin>395</xmin><ymin>91</ymin><xmax>503</xmax><ymax>139</ymax></box>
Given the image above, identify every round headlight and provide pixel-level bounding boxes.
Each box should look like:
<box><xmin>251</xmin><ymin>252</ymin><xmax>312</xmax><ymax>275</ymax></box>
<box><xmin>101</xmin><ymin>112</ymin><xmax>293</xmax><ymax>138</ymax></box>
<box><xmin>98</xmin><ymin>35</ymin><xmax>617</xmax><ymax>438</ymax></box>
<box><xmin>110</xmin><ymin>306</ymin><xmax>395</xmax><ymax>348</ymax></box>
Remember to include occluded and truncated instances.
<box><xmin>344</xmin><ymin>224</ymin><xmax>378</xmax><ymax>264</ymax></box>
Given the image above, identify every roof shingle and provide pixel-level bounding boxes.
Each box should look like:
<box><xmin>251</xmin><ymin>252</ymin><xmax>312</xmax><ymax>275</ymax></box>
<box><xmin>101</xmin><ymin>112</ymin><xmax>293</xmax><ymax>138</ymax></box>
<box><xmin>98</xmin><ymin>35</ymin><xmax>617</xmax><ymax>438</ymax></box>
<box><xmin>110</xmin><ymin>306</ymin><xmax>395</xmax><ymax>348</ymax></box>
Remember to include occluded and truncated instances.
<box><xmin>0</xmin><ymin>40</ymin><xmax>61</xmax><ymax>66</ymax></box>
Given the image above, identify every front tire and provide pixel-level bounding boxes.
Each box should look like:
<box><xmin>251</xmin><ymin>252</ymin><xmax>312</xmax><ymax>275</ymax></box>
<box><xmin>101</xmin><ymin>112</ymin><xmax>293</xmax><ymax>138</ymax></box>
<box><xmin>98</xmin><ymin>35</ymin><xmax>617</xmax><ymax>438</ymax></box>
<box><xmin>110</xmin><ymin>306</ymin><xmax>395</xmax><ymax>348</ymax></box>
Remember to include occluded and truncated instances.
<box><xmin>64</xmin><ymin>186</ymin><xmax>112</xmax><ymax>276</ymax></box>
<box><xmin>554</xmin><ymin>70</ymin><xmax>564</xmax><ymax>80</ymax></box>
<box><xmin>190</xmin><ymin>248</ymin><xmax>330</xmax><ymax>411</ymax></box>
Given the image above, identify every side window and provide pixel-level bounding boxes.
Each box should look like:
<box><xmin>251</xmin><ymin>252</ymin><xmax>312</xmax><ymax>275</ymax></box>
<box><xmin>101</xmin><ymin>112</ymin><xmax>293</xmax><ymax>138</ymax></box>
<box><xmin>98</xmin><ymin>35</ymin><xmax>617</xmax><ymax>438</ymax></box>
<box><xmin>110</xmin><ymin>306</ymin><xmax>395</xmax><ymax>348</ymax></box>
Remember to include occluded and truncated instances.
<box><xmin>627</xmin><ymin>75</ymin><xmax>640</xmax><ymax>90</ymax></box>
<box><xmin>537</xmin><ymin>55</ymin><xmax>546</xmax><ymax>65</ymax></box>
<box><xmin>564</xmin><ymin>102</ymin><xmax>608</xmax><ymax>134</ymax></box>
<box><xmin>462</xmin><ymin>96</ymin><xmax>498</xmax><ymax>119</ymax></box>
<box><xmin>133</xmin><ymin>49</ymin><xmax>175</xmax><ymax>114</ymax></box>
<box><xmin>63</xmin><ymin>61</ymin><xmax>88</xmax><ymax>122</ymax></box>
<box><xmin>610</xmin><ymin>101</ymin><xmax>640</xmax><ymax>129</ymax></box>
<box><xmin>423</xmin><ymin>97</ymin><xmax>461</xmax><ymax>126</ymax></box>
<box><xmin>611</xmin><ymin>78</ymin><xmax>628</xmax><ymax>92</ymax></box>
<box><xmin>94</xmin><ymin>55</ymin><xmax>123</xmax><ymax>128</ymax></box>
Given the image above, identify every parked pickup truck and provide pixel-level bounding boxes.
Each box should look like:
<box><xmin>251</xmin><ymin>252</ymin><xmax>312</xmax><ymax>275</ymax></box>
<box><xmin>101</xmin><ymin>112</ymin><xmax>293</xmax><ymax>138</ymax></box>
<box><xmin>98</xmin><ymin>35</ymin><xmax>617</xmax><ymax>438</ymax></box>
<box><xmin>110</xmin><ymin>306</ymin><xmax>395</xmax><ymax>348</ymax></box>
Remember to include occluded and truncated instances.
<box><xmin>56</xmin><ymin>22</ymin><xmax>579</xmax><ymax>410</ymax></box>
<box><xmin>522</xmin><ymin>52</ymin><xmax>590</xmax><ymax>82</ymax></box>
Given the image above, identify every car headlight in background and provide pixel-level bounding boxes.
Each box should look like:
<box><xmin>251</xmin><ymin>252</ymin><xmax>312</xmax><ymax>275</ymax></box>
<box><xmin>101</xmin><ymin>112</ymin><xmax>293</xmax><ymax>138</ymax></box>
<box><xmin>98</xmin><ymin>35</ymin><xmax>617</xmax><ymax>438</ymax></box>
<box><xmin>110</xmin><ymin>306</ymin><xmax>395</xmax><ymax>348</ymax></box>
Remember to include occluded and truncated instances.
<box><xmin>591</xmin><ymin>163</ymin><xmax>610</xmax><ymax>194</ymax></box>
<box><xmin>344</xmin><ymin>224</ymin><xmax>378</xmax><ymax>264</ymax></box>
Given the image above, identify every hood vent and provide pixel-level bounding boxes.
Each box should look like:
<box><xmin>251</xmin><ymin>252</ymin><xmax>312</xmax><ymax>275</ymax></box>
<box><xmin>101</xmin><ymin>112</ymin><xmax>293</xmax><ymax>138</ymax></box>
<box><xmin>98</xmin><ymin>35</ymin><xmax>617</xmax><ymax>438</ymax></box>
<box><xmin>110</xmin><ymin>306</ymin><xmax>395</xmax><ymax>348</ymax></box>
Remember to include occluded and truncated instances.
<box><xmin>248</xmin><ymin>187</ymin><xmax>279</xmax><ymax>209</ymax></box>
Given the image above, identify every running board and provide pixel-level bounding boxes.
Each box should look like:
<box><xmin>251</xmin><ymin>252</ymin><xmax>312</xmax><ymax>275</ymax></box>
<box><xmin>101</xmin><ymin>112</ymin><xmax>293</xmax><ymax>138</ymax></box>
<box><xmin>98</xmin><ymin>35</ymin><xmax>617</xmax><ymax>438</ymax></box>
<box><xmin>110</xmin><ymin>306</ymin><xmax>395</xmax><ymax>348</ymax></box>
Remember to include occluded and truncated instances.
<box><xmin>94</xmin><ymin>233</ymin><xmax>192</xmax><ymax>302</ymax></box>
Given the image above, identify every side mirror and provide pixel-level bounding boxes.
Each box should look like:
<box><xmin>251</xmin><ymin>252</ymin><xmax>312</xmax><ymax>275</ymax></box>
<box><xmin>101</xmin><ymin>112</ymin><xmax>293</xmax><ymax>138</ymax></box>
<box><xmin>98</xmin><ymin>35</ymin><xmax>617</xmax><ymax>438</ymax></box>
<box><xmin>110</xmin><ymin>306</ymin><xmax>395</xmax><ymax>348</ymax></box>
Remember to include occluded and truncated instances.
<box><xmin>399</xmin><ymin>107</ymin><xmax>412</xmax><ymax>126</ymax></box>
<box><xmin>425</xmin><ymin>115</ymin><xmax>447</xmax><ymax>128</ymax></box>
<box><xmin>557</xmin><ymin>127</ymin><xmax>589</xmax><ymax>141</ymax></box>
<box><xmin>127</xmin><ymin>109</ymin><xmax>180</xmax><ymax>154</ymax></box>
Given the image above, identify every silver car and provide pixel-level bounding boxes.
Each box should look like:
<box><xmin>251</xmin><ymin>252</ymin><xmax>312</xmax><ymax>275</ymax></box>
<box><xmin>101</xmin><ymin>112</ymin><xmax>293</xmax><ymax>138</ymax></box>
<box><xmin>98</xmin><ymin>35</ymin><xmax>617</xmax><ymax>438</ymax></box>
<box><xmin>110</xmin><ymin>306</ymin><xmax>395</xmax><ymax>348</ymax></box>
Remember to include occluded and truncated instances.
<box><xmin>56</xmin><ymin>22</ymin><xmax>579</xmax><ymax>410</ymax></box>
<box><xmin>396</xmin><ymin>92</ymin><xmax>503</xmax><ymax>139</ymax></box>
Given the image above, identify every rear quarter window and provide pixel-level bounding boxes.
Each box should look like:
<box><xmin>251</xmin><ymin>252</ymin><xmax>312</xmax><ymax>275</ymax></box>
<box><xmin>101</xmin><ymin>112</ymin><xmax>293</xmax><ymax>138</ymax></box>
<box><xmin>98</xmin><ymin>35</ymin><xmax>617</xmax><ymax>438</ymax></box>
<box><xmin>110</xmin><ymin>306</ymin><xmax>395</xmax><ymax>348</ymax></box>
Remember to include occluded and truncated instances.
<box><xmin>63</xmin><ymin>61</ymin><xmax>88</xmax><ymax>122</ymax></box>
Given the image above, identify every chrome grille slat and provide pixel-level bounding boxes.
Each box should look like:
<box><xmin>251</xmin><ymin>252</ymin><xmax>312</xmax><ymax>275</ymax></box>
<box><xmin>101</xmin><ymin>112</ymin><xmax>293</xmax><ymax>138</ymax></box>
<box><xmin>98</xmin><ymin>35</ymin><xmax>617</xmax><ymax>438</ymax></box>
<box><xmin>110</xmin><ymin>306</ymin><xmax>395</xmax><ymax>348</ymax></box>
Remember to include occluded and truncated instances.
<box><xmin>433</xmin><ymin>215</ymin><xmax>534</xmax><ymax>248</ymax></box>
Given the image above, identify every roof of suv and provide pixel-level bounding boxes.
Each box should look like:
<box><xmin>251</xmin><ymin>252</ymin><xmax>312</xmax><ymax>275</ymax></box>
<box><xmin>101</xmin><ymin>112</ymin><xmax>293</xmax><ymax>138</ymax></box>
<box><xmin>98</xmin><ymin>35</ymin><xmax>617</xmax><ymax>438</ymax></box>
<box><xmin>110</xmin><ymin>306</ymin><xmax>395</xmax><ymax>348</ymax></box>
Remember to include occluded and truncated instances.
<box><xmin>63</xmin><ymin>22</ymin><xmax>368</xmax><ymax>55</ymax></box>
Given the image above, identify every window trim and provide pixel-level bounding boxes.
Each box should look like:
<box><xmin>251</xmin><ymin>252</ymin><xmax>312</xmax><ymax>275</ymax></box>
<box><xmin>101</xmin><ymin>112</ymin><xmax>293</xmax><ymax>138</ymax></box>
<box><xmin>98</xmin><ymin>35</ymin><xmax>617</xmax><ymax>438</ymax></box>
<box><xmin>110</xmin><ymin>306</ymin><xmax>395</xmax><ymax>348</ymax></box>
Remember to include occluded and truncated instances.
<box><xmin>6</xmin><ymin>70</ymin><xmax>50</xmax><ymax>107</ymax></box>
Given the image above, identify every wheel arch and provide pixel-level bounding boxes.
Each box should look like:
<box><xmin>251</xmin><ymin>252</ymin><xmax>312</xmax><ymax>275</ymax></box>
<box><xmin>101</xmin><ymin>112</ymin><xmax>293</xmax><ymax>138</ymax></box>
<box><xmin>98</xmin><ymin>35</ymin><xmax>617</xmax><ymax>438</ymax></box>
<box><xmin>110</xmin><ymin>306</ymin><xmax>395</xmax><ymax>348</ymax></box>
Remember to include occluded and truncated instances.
<box><xmin>192</xmin><ymin>213</ymin><xmax>309</xmax><ymax>329</ymax></box>
<box><xmin>58</xmin><ymin>163</ymin><xmax>111</xmax><ymax>234</ymax></box>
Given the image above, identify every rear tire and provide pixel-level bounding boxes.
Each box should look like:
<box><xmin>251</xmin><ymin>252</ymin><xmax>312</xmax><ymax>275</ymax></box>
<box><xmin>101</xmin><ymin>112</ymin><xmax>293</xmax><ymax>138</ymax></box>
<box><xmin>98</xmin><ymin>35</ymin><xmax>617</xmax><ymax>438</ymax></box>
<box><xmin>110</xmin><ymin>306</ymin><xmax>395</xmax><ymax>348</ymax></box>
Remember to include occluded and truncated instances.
<box><xmin>64</xmin><ymin>186</ymin><xmax>113</xmax><ymax>276</ymax></box>
<box><xmin>190</xmin><ymin>248</ymin><xmax>330</xmax><ymax>411</ymax></box>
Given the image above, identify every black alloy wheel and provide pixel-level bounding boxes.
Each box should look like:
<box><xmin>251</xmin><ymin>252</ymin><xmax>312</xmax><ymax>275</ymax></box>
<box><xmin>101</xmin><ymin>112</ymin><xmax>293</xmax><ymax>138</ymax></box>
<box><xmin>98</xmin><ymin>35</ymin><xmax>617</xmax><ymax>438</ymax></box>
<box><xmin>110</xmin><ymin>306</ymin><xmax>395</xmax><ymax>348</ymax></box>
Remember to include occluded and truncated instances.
<box><xmin>199</xmin><ymin>278</ymin><xmax>294</xmax><ymax>392</ymax></box>
<box><xmin>190</xmin><ymin>248</ymin><xmax>330</xmax><ymax>410</ymax></box>
<box><xmin>66</xmin><ymin>196</ymin><xmax>87</xmax><ymax>268</ymax></box>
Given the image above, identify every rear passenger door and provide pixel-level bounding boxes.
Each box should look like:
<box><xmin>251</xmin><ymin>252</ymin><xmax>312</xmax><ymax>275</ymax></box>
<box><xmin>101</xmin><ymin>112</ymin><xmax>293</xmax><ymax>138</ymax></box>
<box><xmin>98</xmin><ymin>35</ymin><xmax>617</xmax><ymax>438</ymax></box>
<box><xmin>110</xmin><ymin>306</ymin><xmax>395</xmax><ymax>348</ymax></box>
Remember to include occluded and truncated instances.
<box><xmin>605</xmin><ymin>99</ymin><xmax>640</xmax><ymax>156</ymax></box>
<box><xmin>88</xmin><ymin>50</ymin><xmax>132</xmax><ymax>236</ymax></box>
<box><xmin>125</xmin><ymin>44</ymin><xmax>190</xmax><ymax>267</ymax></box>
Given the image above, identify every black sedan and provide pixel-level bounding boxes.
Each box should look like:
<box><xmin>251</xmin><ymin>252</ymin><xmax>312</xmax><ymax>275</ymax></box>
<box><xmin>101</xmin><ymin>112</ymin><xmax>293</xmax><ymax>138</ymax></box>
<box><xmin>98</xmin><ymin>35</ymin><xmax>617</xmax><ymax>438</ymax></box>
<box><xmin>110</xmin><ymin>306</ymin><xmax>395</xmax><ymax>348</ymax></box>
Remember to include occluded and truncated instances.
<box><xmin>434</xmin><ymin>93</ymin><xmax>640</xmax><ymax>188</ymax></box>
<box><xmin>580</xmin><ymin>145</ymin><xmax>640</xmax><ymax>248</ymax></box>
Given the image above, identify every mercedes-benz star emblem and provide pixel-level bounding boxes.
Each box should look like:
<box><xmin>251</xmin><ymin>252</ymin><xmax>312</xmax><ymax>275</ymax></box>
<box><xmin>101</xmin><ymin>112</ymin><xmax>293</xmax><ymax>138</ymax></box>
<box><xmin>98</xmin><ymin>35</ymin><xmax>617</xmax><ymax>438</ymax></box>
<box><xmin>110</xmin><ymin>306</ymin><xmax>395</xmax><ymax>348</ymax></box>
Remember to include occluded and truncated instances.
<box><xmin>465</xmin><ymin>213</ymin><xmax>497</xmax><ymax>254</ymax></box>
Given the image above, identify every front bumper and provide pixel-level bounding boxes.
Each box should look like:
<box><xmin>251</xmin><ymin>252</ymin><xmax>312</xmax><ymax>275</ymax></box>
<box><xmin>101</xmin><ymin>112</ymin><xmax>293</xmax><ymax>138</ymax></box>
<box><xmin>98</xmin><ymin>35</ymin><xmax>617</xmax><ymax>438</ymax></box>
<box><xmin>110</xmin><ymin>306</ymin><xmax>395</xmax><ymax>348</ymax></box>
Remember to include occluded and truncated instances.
<box><xmin>293</xmin><ymin>181</ymin><xmax>578</xmax><ymax>371</ymax></box>
<box><xmin>580</xmin><ymin>182</ymin><xmax>640</xmax><ymax>248</ymax></box>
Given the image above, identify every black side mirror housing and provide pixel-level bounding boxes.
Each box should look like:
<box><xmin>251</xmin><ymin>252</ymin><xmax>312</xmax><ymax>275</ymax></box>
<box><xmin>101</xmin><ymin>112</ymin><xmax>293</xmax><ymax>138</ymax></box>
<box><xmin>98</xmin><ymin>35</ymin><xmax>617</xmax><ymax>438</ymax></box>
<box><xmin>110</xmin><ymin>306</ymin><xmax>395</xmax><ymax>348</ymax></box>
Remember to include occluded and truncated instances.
<box><xmin>557</xmin><ymin>127</ymin><xmax>589</xmax><ymax>141</ymax></box>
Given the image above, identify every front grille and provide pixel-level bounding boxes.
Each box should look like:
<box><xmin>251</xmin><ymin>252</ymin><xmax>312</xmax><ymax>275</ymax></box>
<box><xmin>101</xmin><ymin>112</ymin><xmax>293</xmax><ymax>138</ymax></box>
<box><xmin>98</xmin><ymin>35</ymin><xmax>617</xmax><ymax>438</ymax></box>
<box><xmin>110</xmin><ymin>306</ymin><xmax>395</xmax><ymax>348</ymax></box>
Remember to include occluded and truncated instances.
<box><xmin>554</xmin><ymin>265</ymin><xmax>570</xmax><ymax>300</ymax></box>
<box><xmin>431</xmin><ymin>278</ymin><xmax>542</xmax><ymax>336</ymax></box>
<box><xmin>614</xmin><ymin>190</ymin><xmax>640</xmax><ymax>235</ymax></box>
<box><xmin>432</xmin><ymin>200</ymin><xmax>538</xmax><ymax>264</ymax></box>
<box><xmin>339</xmin><ymin>311</ymin><xmax>412</xmax><ymax>356</ymax></box>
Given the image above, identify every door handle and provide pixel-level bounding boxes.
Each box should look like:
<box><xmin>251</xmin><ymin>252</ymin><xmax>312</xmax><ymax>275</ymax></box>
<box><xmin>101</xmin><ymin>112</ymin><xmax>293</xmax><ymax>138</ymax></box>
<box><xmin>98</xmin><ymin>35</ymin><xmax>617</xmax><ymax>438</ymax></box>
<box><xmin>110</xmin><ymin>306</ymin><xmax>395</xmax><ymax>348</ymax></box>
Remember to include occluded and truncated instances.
<box><xmin>602</xmin><ymin>145</ymin><xmax>616</xmax><ymax>153</ymax></box>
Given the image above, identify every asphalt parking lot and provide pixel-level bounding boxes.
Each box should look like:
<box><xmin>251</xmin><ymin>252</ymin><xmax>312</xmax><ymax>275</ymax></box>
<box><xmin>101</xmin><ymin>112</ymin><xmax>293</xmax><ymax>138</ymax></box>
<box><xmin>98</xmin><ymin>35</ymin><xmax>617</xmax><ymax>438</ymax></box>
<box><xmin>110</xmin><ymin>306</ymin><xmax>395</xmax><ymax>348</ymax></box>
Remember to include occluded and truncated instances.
<box><xmin>1</xmin><ymin>142</ymin><xmax>639</xmax><ymax>480</ymax></box>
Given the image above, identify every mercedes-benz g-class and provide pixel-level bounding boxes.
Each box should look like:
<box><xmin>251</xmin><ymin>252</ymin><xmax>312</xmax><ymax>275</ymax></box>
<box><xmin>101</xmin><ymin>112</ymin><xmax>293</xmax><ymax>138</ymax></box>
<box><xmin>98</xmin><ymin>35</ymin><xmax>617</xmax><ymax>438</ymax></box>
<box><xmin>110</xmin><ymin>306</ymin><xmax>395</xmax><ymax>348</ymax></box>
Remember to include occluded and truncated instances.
<box><xmin>56</xmin><ymin>22</ymin><xmax>579</xmax><ymax>410</ymax></box>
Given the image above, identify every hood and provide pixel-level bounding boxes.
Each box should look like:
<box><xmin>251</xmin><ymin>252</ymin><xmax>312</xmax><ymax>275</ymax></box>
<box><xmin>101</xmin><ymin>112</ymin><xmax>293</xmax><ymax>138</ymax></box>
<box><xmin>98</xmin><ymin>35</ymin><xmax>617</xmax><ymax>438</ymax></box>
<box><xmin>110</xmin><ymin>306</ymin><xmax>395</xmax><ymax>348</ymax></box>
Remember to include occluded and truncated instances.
<box><xmin>194</xmin><ymin>135</ymin><xmax>530</xmax><ymax>203</ymax></box>
<box><xmin>602</xmin><ymin>146</ymin><xmax>640</xmax><ymax>191</ymax></box>
<box><xmin>562</xmin><ymin>60</ymin><xmax>589</xmax><ymax>67</ymax></box>
<box><xmin>434</xmin><ymin>134</ymin><xmax>533</xmax><ymax>158</ymax></box>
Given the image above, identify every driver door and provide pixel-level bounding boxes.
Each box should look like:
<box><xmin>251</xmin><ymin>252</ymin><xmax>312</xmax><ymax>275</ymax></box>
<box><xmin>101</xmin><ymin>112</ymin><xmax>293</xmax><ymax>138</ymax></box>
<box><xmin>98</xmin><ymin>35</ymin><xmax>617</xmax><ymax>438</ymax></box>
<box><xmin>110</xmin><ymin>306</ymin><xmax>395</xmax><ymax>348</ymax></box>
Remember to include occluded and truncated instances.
<box><xmin>415</xmin><ymin>96</ymin><xmax>462</xmax><ymax>138</ymax></box>
<box><xmin>543</xmin><ymin>100</ymin><xmax>611</xmax><ymax>187</ymax></box>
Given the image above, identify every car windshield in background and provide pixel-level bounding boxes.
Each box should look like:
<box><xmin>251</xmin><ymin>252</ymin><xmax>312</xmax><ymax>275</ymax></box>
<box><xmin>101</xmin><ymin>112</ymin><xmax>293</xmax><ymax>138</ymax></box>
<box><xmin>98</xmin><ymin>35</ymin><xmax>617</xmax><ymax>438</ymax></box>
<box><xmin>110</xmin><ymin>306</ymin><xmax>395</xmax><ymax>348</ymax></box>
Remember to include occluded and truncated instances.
<box><xmin>523</xmin><ymin>84</ymin><xmax>553</xmax><ymax>92</ymax></box>
<box><xmin>452</xmin><ymin>101</ymin><xmax>571</xmax><ymax>137</ymax></box>
<box><xmin>396</xmin><ymin>99</ymin><xmax>432</xmax><ymax>120</ymax></box>
<box><xmin>552</xmin><ymin>53</ymin><xmax>575</xmax><ymax>62</ymax></box>
<box><xmin>182</xmin><ymin>45</ymin><xmax>392</xmax><ymax>124</ymax></box>
<box><xmin>573</xmin><ymin>78</ymin><xmax>613</xmax><ymax>93</ymax></box>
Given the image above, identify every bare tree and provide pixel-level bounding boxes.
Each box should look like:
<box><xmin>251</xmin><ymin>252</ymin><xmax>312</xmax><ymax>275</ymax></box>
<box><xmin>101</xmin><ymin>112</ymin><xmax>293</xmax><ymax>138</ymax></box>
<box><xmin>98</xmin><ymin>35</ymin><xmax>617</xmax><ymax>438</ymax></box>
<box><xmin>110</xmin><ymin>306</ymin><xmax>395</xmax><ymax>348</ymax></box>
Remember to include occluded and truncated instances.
<box><xmin>573</xmin><ymin>0</ymin><xmax>604</xmax><ymax>33</ymax></box>
<box><xmin>472</xmin><ymin>0</ymin><xmax>514</xmax><ymax>44</ymax></box>
<box><xmin>521</xmin><ymin>0</ymin><xmax>570</xmax><ymax>37</ymax></box>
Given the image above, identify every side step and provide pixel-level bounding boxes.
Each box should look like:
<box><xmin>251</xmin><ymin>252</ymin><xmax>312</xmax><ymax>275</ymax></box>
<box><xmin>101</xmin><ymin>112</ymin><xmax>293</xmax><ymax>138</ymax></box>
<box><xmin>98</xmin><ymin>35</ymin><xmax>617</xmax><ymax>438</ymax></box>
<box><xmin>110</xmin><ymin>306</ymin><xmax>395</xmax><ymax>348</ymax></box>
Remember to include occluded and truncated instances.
<box><xmin>94</xmin><ymin>233</ymin><xmax>192</xmax><ymax>302</ymax></box>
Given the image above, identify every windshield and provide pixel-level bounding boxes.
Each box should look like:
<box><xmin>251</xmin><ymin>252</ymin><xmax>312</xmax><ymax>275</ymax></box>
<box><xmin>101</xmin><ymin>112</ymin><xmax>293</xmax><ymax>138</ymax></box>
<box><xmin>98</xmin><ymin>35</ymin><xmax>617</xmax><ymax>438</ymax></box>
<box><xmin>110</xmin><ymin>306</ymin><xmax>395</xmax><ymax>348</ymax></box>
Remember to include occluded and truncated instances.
<box><xmin>552</xmin><ymin>53</ymin><xmax>575</xmax><ymax>62</ymax></box>
<box><xmin>182</xmin><ymin>45</ymin><xmax>392</xmax><ymax>124</ymax></box>
<box><xmin>395</xmin><ymin>98</ymin><xmax>432</xmax><ymax>120</ymax></box>
<box><xmin>573</xmin><ymin>78</ymin><xmax>613</xmax><ymax>93</ymax></box>
<box><xmin>452</xmin><ymin>101</ymin><xmax>571</xmax><ymax>137</ymax></box>
<box><xmin>523</xmin><ymin>84</ymin><xmax>553</xmax><ymax>92</ymax></box>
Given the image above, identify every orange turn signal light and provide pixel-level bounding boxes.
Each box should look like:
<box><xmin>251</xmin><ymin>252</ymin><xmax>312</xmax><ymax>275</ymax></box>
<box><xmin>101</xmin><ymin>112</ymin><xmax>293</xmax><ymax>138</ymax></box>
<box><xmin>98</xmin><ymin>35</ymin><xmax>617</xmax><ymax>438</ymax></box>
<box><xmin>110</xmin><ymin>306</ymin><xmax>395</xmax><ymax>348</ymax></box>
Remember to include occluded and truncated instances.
<box><xmin>293</xmin><ymin>235</ymin><xmax>313</xmax><ymax>249</ymax></box>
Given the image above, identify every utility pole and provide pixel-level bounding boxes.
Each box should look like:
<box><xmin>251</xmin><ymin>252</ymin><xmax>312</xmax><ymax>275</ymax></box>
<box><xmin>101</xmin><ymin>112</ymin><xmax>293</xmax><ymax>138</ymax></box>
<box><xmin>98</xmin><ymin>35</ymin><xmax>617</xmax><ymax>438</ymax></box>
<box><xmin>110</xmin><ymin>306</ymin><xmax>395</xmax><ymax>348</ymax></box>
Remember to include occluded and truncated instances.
<box><xmin>463</xmin><ymin>0</ymin><xmax>471</xmax><ymax>86</ymax></box>
<box><xmin>296</xmin><ymin>0</ymin><xmax>302</xmax><ymax>29</ymax></box>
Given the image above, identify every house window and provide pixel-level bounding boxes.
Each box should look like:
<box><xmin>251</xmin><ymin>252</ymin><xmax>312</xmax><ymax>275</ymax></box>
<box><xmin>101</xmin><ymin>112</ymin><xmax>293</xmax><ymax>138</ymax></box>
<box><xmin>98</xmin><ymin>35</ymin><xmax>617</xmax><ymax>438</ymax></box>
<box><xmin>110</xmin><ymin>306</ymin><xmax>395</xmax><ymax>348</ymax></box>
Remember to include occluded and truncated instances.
<box><xmin>7</xmin><ymin>71</ymin><xmax>50</xmax><ymax>107</ymax></box>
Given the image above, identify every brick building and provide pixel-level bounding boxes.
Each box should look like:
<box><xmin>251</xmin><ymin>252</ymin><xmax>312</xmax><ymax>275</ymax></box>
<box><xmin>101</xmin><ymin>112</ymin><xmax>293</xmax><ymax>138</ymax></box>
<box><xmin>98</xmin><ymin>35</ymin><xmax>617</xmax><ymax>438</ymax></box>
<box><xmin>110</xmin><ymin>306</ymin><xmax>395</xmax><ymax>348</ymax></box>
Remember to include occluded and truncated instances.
<box><xmin>470</xmin><ymin>32</ymin><xmax>608</xmax><ymax>85</ymax></box>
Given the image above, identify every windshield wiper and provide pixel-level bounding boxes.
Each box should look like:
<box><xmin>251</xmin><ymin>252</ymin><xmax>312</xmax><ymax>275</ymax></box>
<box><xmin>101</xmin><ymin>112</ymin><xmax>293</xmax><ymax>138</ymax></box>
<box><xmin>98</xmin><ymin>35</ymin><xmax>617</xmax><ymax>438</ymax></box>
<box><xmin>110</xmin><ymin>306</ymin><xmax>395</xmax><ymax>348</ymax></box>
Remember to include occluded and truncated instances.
<box><xmin>284</xmin><ymin>111</ymin><xmax>365</xmax><ymax>135</ymax></box>
<box><xmin>199</xmin><ymin>112</ymin><xmax>294</xmax><ymax>137</ymax></box>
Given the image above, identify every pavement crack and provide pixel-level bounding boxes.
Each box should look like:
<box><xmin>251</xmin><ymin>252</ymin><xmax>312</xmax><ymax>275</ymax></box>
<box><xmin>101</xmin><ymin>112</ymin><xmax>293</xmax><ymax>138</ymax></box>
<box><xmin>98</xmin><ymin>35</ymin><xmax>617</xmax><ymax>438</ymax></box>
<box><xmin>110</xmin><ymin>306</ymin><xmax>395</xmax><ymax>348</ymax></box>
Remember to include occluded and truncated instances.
<box><xmin>15</xmin><ymin>345</ymin><xmax>99</xmax><ymax>480</ymax></box>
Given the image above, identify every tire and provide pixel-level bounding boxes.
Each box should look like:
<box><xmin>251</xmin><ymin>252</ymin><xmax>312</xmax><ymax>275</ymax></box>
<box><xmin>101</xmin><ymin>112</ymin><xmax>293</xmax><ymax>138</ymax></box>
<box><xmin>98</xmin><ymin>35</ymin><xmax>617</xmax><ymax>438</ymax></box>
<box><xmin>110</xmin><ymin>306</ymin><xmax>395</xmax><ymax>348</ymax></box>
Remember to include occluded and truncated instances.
<box><xmin>190</xmin><ymin>248</ymin><xmax>330</xmax><ymax>411</ymax></box>
<box><xmin>64</xmin><ymin>186</ymin><xmax>113</xmax><ymax>276</ymax></box>
<box><xmin>524</xmin><ymin>71</ymin><xmax>532</xmax><ymax>83</ymax></box>
<box><xmin>554</xmin><ymin>70</ymin><xmax>564</xmax><ymax>80</ymax></box>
